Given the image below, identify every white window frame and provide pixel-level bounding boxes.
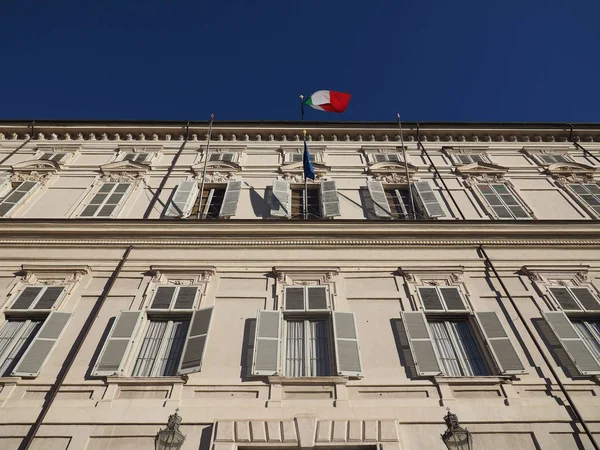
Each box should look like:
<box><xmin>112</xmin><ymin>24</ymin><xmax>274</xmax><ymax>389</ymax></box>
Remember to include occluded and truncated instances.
<box><xmin>8</xmin><ymin>285</ymin><xmax>67</xmax><ymax>311</ymax></box>
<box><xmin>205</xmin><ymin>152</ymin><xmax>240</xmax><ymax>163</ymax></box>
<box><xmin>427</xmin><ymin>318</ymin><xmax>492</xmax><ymax>377</ymax></box>
<box><xmin>77</xmin><ymin>182</ymin><xmax>132</xmax><ymax>218</ymax></box>
<box><xmin>547</xmin><ymin>285</ymin><xmax>600</xmax><ymax>311</ymax></box>
<box><xmin>281</xmin><ymin>316</ymin><xmax>334</xmax><ymax>377</ymax></box>
<box><xmin>197</xmin><ymin>185</ymin><xmax>227</xmax><ymax>219</ymax></box>
<box><xmin>147</xmin><ymin>285</ymin><xmax>200</xmax><ymax>310</ymax></box>
<box><xmin>130</xmin><ymin>318</ymin><xmax>190</xmax><ymax>377</ymax></box>
<box><xmin>38</xmin><ymin>152</ymin><xmax>68</xmax><ymax>163</ymax></box>
<box><xmin>451</xmin><ymin>153</ymin><xmax>490</xmax><ymax>165</ymax></box>
<box><xmin>416</xmin><ymin>286</ymin><xmax>470</xmax><ymax>312</ymax></box>
<box><xmin>473</xmin><ymin>182</ymin><xmax>533</xmax><ymax>220</ymax></box>
<box><xmin>572</xmin><ymin>320</ymin><xmax>600</xmax><ymax>367</ymax></box>
<box><xmin>121</xmin><ymin>152</ymin><xmax>152</xmax><ymax>164</ymax></box>
<box><xmin>565</xmin><ymin>183</ymin><xmax>600</xmax><ymax>219</ymax></box>
<box><xmin>368</xmin><ymin>153</ymin><xmax>404</xmax><ymax>164</ymax></box>
<box><xmin>531</xmin><ymin>152</ymin><xmax>573</xmax><ymax>166</ymax></box>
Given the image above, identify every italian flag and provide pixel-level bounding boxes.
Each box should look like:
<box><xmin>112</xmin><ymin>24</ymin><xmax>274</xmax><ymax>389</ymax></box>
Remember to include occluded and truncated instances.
<box><xmin>303</xmin><ymin>90</ymin><xmax>351</xmax><ymax>113</ymax></box>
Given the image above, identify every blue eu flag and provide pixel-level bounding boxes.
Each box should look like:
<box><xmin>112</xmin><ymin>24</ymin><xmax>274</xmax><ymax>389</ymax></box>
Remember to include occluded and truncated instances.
<box><xmin>303</xmin><ymin>141</ymin><xmax>315</xmax><ymax>180</ymax></box>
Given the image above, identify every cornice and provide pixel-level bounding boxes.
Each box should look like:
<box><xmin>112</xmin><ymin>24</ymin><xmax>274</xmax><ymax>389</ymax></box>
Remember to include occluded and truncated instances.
<box><xmin>2</xmin><ymin>122</ymin><xmax>600</xmax><ymax>144</ymax></box>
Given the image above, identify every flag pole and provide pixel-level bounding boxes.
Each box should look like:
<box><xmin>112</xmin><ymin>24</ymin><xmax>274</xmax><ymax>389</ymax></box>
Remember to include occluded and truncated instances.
<box><xmin>300</xmin><ymin>95</ymin><xmax>307</xmax><ymax>220</ymax></box>
<box><xmin>398</xmin><ymin>113</ymin><xmax>416</xmax><ymax>220</ymax></box>
<box><xmin>197</xmin><ymin>113</ymin><xmax>215</xmax><ymax>219</ymax></box>
<box><xmin>303</xmin><ymin>129</ymin><xmax>308</xmax><ymax>220</ymax></box>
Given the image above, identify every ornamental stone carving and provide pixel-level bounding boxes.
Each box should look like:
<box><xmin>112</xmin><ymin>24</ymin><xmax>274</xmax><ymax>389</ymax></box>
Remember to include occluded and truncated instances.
<box><xmin>282</xmin><ymin>173</ymin><xmax>321</xmax><ymax>182</ymax></box>
<box><xmin>12</xmin><ymin>171</ymin><xmax>51</xmax><ymax>184</ymax></box>
<box><xmin>554</xmin><ymin>174</ymin><xmax>597</xmax><ymax>188</ymax></box>
<box><xmin>101</xmin><ymin>172</ymin><xmax>142</xmax><ymax>183</ymax></box>
<box><xmin>200</xmin><ymin>269</ymin><xmax>216</xmax><ymax>281</ymax></box>
<box><xmin>374</xmin><ymin>173</ymin><xmax>408</xmax><ymax>184</ymax></box>
<box><xmin>198</xmin><ymin>172</ymin><xmax>234</xmax><ymax>183</ymax></box>
<box><xmin>463</xmin><ymin>173</ymin><xmax>505</xmax><ymax>187</ymax></box>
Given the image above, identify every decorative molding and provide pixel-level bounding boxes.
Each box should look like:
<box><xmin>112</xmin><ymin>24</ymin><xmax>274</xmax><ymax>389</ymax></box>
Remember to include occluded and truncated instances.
<box><xmin>455</xmin><ymin>162</ymin><xmax>508</xmax><ymax>178</ymax></box>
<box><xmin>281</xmin><ymin>173</ymin><xmax>323</xmax><ymax>182</ymax></box>
<box><xmin>20</xmin><ymin>264</ymin><xmax>90</xmax><ymax>285</ymax></box>
<box><xmin>545</xmin><ymin>162</ymin><xmax>596</xmax><ymax>177</ymax></box>
<box><xmin>280</xmin><ymin>161</ymin><xmax>329</xmax><ymax>176</ymax></box>
<box><xmin>398</xmin><ymin>266</ymin><xmax>464</xmax><ymax>285</ymax></box>
<box><xmin>149</xmin><ymin>265</ymin><xmax>216</xmax><ymax>285</ymax></box>
<box><xmin>272</xmin><ymin>266</ymin><xmax>339</xmax><ymax>285</ymax></box>
<box><xmin>520</xmin><ymin>265</ymin><xmax>590</xmax><ymax>284</ymax></box>
<box><xmin>191</xmin><ymin>161</ymin><xmax>240</xmax><ymax>177</ymax></box>
<box><xmin>553</xmin><ymin>173</ymin><xmax>599</xmax><ymax>188</ymax></box>
<box><xmin>463</xmin><ymin>173</ymin><xmax>506</xmax><ymax>187</ymax></box>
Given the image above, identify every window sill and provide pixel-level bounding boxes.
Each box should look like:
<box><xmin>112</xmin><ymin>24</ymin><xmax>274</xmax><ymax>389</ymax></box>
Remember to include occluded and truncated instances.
<box><xmin>268</xmin><ymin>376</ymin><xmax>348</xmax><ymax>385</ymax></box>
<box><xmin>433</xmin><ymin>376</ymin><xmax>513</xmax><ymax>385</ymax></box>
<box><xmin>0</xmin><ymin>377</ymin><xmax>21</xmax><ymax>384</ymax></box>
<box><xmin>105</xmin><ymin>376</ymin><xmax>187</xmax><ymax>385</ymax></box>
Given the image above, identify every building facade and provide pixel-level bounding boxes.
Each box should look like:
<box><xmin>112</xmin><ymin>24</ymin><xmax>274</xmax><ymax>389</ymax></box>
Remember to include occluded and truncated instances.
<box><xmin>0</xmin><ymin>120</ymin><xmax>598</xmax><ymax>449</ymax></box>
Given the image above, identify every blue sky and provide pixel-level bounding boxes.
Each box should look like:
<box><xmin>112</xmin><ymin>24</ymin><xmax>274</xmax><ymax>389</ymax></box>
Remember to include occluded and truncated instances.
<box><xmin>1</xmin><ymin>0</ymin><xmax>599</xmax><ymax>122</ymax></box>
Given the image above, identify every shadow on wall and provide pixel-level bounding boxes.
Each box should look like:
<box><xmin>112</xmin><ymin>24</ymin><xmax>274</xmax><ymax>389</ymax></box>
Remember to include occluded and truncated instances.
<box><xmin>249</xmin><ymin>186</ymin><xmax>269</xmax><ymax>219</ymax></box>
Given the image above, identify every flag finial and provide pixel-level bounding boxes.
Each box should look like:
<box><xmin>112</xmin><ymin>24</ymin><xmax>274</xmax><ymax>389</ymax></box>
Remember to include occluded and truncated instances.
<box><xmin>397</xmin><ymin>113</ymin><xmax>400</xmax><ymax>119</ymax></box>
<box><xmin>299</xmin><ymin>95</ymin><xmax>304</xmax><ymax>100</ymax></box>
<box><xmin>210</xmin><ymin>113</ymin><xmax>215</xmax><ymax>120</ymax></box>
<box><xmin>303</xmin><ymin>129</ymin><xmax>307</xmax><ymax>135</ymax></box>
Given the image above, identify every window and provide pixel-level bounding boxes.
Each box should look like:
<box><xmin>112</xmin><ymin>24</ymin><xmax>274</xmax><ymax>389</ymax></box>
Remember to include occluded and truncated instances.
<box><xmin>0</xmin><ymin>181</ymin><xmax>39</xmax><ymax>218</ymax></box>
<box><xmin>92</xmin><ymin>286</ymin><xmax>215</xmax><ymax>377</ymax></box>
<box><xmin>429</xmin><ymin>320</ymin><xmax>490</xmax><ymax>376</ymax></box>
<box><xmin>453</xmin><ymin>153</ymin><xmax>489</xmax><ymax>165</ymax></box>
<box><xmin>0</xmin><ymin>285</ymin><xmax>71</xmax><ymax>377</ymax></box>
<box><xmin>371</xmin><ymin>153</ymin><xmax>403</xmax><ymax>163</ymax></box>
<box><xmin>535</xmin><ymin>153</ymin><xmax>571</xmax><ymax>165</ymax></box>
<box><xmin>252</xmin><ymin>286</ymin><xmax>362</xmax><ymax>377</ymax></box>
<box><xmin>289</xmin><ymin>153</ymin><xmax>316</xmax><ymax>163</ymax></box>
<box><xmin>566</xmin><ymin>184</ymin><xmax>600</xmax><ymax>218</ymax></box>
<box><xmin>191</xmin><ymin>187</ymin><xmax>226</xmax><ymax>219</ymax></box>
<box><xmin>475</xmin><ymin>183</ymin><xmax>530</xmax><ymax>219</ymax></box>
<box><xmin>270</xmin><ymin>180</ymin><xmax>340</xmax><ymax>219</ymax></box>
<box><xmin>122</xmin><ymin>152</ymin><xmax>151</xmax><ymax>163</ymax></box>
<box><xmin>402</xmin><ymin>286</ymin><xmax>525</xmax><ymax>377</ymax></box>
<box><xmin>131</xmin><ymin>320</ymin><xmax>189</xmax><ymax>377</ymax></box>
<box><xmin>79</xmin><ymin>183</ymin><xmax>131</xmax><ymax>218</ymax></box>
<box><xmin>164</xmin><ymin>181</ymin><xmax>242</xmax><ymax>219</ymax></box>
<box><xmin>291</xmin><ymin>187</ymin><xmax>320</xmax><ymax>219</ymax></box>
<box><xmin>208</xmin><ymin>152</ymin><xmax>237</xmax><ymax>162</ymax></box>
<box><xmin>284</xmin><ymin>319</ymin><xmax>331</xmax><ymax>377</ymax></box>
<box><xmin>367</xmin><ymin>181</ymin><xmax>444</xmax><ymax>219</ymax></box>
<box><xmin>541</xmin><ymin>285</ymin><xmax>600</xmax><ymax>375</ymax></box>
<box><xmin>39</xmin><ymin>153</ymin><xmax>67</xmax><ymax>163</ymax></box>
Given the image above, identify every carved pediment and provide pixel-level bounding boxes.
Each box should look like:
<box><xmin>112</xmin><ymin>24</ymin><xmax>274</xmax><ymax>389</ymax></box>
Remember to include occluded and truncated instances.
<box><xmin>455</xmin><ymin>162</ymin><xmax>508</xmax><ymax>176</ymax></box>
<box><xmin>545</xmin><ymin>162</ymin><xmax>596</xmax><ymax>176</ymax></box>
<box><xmin>100</xmin><ymin>160</ymin><xmax>150</xmax><ymax>173</ymax></box>
<box><xmin>191</xmin><ymin>160</ymin><xmax>240</xmax><ymax>175</ymax></box>
<box><xmin>280</xmin><ymin>161</ymin><xmax>329</xmax><ymax>174</ymax></box>
<box><xmin>12</xmin><ymin>159</ymin><xmax>59</xmax><ymax>173</ymax></box>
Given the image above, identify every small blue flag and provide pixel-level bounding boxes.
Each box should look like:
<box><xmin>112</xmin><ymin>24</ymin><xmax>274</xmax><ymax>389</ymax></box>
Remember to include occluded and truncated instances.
<box><xmin>303</xmin><ymin>141</ymin><xmax>315</xmax><ymax>180</ymax></box>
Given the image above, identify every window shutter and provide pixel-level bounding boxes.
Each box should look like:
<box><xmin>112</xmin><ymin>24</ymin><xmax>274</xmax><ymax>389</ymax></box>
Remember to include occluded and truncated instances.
<box><xmin>411</xmin><ymin>181</ymin><xmax>445</xmax><ymax>218</ymax></box>
<box><xmin>320</xmin><ymin>180</ymin><xmax>340</xmax><ymax>218</ymax></box>
<box><xmin>252</xmin><ymin>310</ymin><xmax>282</xmax><ymax>375</ymax></box>
<box><xmin>333</xmin><ymin>312</ymin><xmax>362</xmax><ymax>377</ymax></box>
<box><xmin>270</xmin><ymin>180</ymin><xmax>291</xmax><ymax>218</ymax></box>
<box><xmin>164</xmin><ymin>181</ymin><xmax>198</xmax><ymax>218</ymax></box>
<box><xmin>307</xmin><ymin>286</ymin><xmax>328</xmax><ymax>310</ymax></box>
<box><xmin>12</xmin><ymin>311</ymin><xmax>71</xmax><ymax>377</ymax></box>
<box><xmin>93</xmin><ymin>310</ymin><xmax>143</xmax><ymax>376</ymax></box>
<box><xmin>33</xmin><ymin>287</ymin><xmax>65</xmax><ymax>310</ymax></box>
<box><xmin>542</xmin><ymin>311</ymin><xmax>600</xmax><ymax>375</ymax></box>
<box><xmin>417</xmin><ymin>287</ymin><xmax>443</xmax><ymax>311</ymax></box>
<box><xmin>549</xmin><ymin>287</ymin><xmax>581</xmax><ymax>311</ymax></box>
<box><xmin>178</xmin><ymin>306</ymin><xmax>214</xmax><ymax>374</ymax></box>
<box><xmin>570</xmin><ymin>287</ymin><xmax>600</xmax><ymax>311</ymax></box>
<box><xmin>284</xmin><ymin>287</ymin><xmax>305</xmax><ymax>310</ymax></box>
<box><xmin>401</xmin><ymin>311</ymin><xmax>441</xmax><ymax>376</ymax></box>
<box><xmin>11</xmin><ymin>287</ymin><xmax>43</xmax><ymax>310</ymax></box>
<box><xmin>474</xmin><ymin>311</ymin><xmax>525</xmax><ymax>374</ymax></box>
<box><xmin>219</xmin><ymin>180</ymin><xmax>242</xmax><ymax>218</ymax></box>
<box><xmin>150</xmin><ymin>286</ymin><xmax>176</xmax><ymax>309</ymax></box>
<box><xmin>439</xmin><ymin>287</ymin><xmax>467</xmax><ymax>311</ymax></box>
<box><xmin>367</xmin><ymin>181</ymin><xmax>391</xmax><ymax>218</ymax></box>
<box><xmin>173</xmin><ymin>287</ymin><xmax>198</xmax><ymax>309</ymax></box>
<box><xmin>0</xmin><ymin>182</ymin><xmax>39</xmax><ymax>217</ymax></box>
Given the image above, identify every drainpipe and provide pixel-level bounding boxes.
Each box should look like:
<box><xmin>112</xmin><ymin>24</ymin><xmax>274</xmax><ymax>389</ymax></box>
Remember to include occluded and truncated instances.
<box><xmin>143</xmin><ymin>122</ymin><xmax>190</xmax><ymax>219</ymax></box>
<box><xmin>19</xmin><ymin>245</ymin><xmax>133</xmax><ymax>450</ymax></box>
<box><xmin>568</xmin><ymin>124</ymin><xmax>600</xmax><ymax>165</ymax></box>
<box><xmin>478</xmin><ymin>245</ymin><xmax>599</xmax><ymax>450</ymax></box>
<box><xmin>415</xmin><ymin>123</ymin><xmax>466</xmax><ymax>220</ymax></box>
